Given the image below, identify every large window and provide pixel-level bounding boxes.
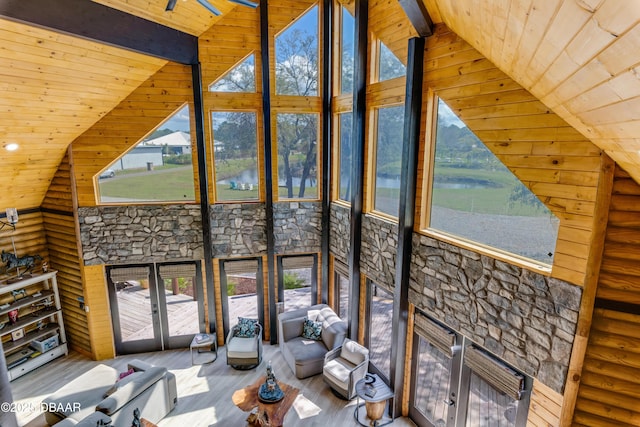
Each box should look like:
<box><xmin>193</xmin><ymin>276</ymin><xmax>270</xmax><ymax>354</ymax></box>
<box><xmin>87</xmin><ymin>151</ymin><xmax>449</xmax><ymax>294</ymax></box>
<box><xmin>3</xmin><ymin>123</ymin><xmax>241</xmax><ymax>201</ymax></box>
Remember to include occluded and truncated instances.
<box><xmin>275</xmin><ymin>6</ymin><xmax>319</xmax><ymax>96</ymax></box>
<box><xmin>428</xmin><ymin>98</ymin><xmax>559</xmax><ymax>264</ymax></box>
<box><xmin>211</xmin><ymin>111</ymin><xmax>259</xmax><ymax>202</ymax></box>
<box><xmin>340</xmin><ymin>7</ymin><xmax>355</xmax><ymax>94</ymax></box>
<box><xmin>276</xmin><ymin>113</ymin><xmax>319</xmax><ymax>199</ymax></box>
<box><xmin>97</xmin><ymin>105</ymin><xmax>195</xmax><ymax>203</ymax></box>
<box><xmin>373</xmin><ymin>105</ymin><xmax>404</xmax><ymax>217</ymax></box>
<box><xmin>338</xmin><ymin>112</ymin><xmax>352</xmax><ymax>202</ymax></box>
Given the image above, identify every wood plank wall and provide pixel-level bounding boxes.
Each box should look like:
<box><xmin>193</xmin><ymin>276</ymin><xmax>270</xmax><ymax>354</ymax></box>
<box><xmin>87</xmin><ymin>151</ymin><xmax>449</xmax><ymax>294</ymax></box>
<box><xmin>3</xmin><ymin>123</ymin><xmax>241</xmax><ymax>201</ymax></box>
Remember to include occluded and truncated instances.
<box><xmin>573</xmin><ymin>166</ymin><xmax>640</xmax><ymax>426</ymax></box>
<box><xmin>41</xmin><ymin>152</ymin><xmax>91</xmax><ymax>356</ymax></box>
<box><xmin>0</xmin><ymin>212</ymin><xmax>48</xmax><ymax>263</ymax></box>
<box><xmin>422</xmin><ymin>25</ymin><xmax>602</xmax><ymax>286</ymax></box>
<box><xmin>527</xmin><ymin>379</ymin><xmax>563</xmax><ymax>427</ymax></box>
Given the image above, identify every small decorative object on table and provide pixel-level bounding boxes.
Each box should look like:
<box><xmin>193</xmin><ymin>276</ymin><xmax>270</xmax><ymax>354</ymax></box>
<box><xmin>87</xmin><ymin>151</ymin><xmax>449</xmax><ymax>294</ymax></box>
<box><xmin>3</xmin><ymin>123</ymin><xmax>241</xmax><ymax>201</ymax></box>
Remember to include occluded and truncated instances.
<box><xmin>258</xmin><ymin>361</ymin><xmax>284</xmax><ymax>403</ymax></box>
<box><xmin>11</xmin><ymin>328</ymin><xmax>24</xmax><ymax>341</ymax></box>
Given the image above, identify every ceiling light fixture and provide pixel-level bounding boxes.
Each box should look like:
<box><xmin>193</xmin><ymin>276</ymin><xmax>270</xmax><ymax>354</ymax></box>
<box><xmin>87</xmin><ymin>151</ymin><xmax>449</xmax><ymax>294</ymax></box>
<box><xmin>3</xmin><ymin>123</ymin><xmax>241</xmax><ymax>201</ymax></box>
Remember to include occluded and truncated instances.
<box><xmin>4</xmin><ymin>143</ymin><xmax>19</xmax><ymax>152</ymax></box>
<box><xmin>196</xmin><ymin>0</ymin><xmax>222</xmax><ymax>15</ymax></box>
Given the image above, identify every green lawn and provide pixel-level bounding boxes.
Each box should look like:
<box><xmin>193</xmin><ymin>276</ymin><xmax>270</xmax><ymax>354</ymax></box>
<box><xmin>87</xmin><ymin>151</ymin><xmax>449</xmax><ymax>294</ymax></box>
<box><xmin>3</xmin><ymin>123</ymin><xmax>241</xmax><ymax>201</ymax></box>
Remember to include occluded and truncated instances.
<box><xmin>99</xmin><ymin>167</ymin><xmax>196</xmax><ymax>201</ymax></box>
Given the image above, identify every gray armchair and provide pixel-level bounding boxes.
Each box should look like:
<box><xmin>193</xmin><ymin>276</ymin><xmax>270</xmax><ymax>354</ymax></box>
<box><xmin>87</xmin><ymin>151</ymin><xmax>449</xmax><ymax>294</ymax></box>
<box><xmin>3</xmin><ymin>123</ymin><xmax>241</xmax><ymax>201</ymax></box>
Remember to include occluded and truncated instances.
<box><xmin>226</xmin><ymin>320</ymin><xmax>263</xmax><ymax>370</ymax></box>
<box><xmin>323</xmin><ymin>338</ymin><xmax>369</xmax><ymax>399</ymax></box>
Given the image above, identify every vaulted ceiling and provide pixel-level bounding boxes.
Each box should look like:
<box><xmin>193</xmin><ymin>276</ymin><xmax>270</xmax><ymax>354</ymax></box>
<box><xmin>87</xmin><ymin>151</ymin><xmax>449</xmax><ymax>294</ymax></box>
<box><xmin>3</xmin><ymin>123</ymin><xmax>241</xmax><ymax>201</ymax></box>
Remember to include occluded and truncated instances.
<box><xmin>1</xmin><ymin>0</ymin><xmax>640</xmax><ymax>211</ymax></box>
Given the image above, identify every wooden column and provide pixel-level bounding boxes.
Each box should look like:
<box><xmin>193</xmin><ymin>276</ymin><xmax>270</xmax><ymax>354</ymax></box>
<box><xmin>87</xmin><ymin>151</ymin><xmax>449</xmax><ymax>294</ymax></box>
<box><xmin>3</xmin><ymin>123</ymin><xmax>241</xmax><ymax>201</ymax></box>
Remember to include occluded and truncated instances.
<box><xmin>347</xmin><ymin>0</ymin><xmax>368</xmax><ymax>341</ymax></box>
<box><xmin>192</xmin><ymin>63</ymin><xmax>217</xmax><ymax>335</ymax></box>
<box><xmin>391</xmin><ymin>36</ymin><xmax>425</xmax><ymax>418</ymax></box>
<box><xmin>559</xmin><ymin>154</ymin><xmax>614</xmax><ymax>426</ymax></box>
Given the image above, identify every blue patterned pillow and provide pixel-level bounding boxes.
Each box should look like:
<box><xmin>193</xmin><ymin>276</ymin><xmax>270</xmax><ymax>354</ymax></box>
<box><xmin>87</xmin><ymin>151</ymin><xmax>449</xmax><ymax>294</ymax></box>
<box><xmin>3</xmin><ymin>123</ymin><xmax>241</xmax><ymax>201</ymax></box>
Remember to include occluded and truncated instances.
<box><xmin>302</xmin><ymin>318</ymin><xmax>322</xmax><ymax>340</ymax></box>
<box><xmin>235</xmin><ymin>317</ymin><xmax>258</xmax><ymax>338</ymax></box>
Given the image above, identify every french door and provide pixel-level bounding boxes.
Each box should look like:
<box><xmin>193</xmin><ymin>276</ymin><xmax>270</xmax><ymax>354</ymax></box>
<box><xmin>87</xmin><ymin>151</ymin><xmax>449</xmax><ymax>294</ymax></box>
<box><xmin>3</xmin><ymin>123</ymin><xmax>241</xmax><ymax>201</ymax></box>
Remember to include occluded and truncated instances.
<box><xmin>409</xmin><ymin>311</ymin><xmax>531</xmax><ymax>427</ymax></box>
<box><xmin>107</xmin><ymin>261</ymin><xmax>204</xmax><ymax>355</ymax></box>
<box><xmin>219</xmin><ymin>257</ymin><xmax>264</xmax><ymax>341</ymax></box>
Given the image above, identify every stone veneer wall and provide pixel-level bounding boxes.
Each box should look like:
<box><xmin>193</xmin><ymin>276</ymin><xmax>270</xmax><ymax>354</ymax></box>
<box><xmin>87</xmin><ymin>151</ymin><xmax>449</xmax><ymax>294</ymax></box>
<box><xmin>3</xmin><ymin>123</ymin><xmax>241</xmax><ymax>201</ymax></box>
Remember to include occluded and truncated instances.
<box><xmin>409</xmin><ymin>234</ymin><xmax>582</xmax><ymax>393</ymax></box>
<box><xmin>79</xmin><ymin>205</ymin><xmax>203</xmax><ymax>265</ymax></box>
<box><xmin>273</xmin><ymin>202</ymin><xmax>322</xmax><ymax>254</ymax></box>
<box><xmin>329</xmin><ymin>203</ymin><xmax>350</xmax><ymax>264</ymax></box>
<box><xmin>210</xmin><ymin>203</ymin><xmax>267</xmax><ymax>257</ymax></box>
<box><xmin>360</xmin><ymin>214</ymin><xmax>398</xmax><ymax>290</ymax></box>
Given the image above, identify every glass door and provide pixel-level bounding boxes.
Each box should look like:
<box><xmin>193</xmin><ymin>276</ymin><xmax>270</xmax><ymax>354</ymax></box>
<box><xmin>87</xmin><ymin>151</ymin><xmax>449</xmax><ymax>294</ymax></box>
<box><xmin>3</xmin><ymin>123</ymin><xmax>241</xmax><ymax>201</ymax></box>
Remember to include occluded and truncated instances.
<box><xmin>156</xmin><ymin>262</ymin><xmax>204</xmax><ymax>349</ymax></box>
<box><xmin>409</xmin><ymin>312</ymin><xmax>461</xmax><ymax>427</ymax></box>
<box><xmin>277</xmin><ymin>254</ymin><xmax>318</xmax><ymax>312</ymax></box>
<box><xmin>365</xmin><ymin>280</ymin><xmax>394</xmax><ymax>382</ymax></box>
<box><xmin>107</xmin><ymin>264</ymin><xmax>161</xmax><ymax>354</ymax></box>
<box><xmin>220</xmin><ymin>258</ymin><xmax>264</xmax><ymax>340</ymax></box>
<box><xmin>107</xmin><ymin>262</ymin><xmax>204</xmax><ymax>354</ymax></box>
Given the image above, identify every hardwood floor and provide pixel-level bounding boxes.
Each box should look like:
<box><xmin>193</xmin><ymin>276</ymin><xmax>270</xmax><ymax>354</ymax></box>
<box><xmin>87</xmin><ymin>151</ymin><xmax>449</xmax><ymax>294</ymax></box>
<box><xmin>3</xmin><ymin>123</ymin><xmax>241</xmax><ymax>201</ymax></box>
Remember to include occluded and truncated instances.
<box><xmin>11</xmin><ymin>344</ymin><xmax>417</xmax><ymax>427</ymax></box>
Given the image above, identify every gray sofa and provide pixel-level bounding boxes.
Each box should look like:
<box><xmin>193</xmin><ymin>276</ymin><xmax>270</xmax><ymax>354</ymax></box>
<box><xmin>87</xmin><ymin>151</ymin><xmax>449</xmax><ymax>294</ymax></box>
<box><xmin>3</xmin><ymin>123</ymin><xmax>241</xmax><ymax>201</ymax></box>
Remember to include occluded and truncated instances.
<box><xmin>278</xmin><ymin>304</ymin><xmax>348</xmax><ymax>379</ymax></box>
<box><xmin>43</xmin><ymin>359</ymin><xmax>177</xmax><ymax>426</ymax></box>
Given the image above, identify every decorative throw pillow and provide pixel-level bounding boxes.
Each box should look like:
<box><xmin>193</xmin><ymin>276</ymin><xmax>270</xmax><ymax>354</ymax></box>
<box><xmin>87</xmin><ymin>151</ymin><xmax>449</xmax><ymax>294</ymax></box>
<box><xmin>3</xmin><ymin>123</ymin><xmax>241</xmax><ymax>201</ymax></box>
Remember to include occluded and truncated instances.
<box><xmin>235</xmin><ymin>317</ymin><xmax>258</xmax><ymax>338</ymax></box>
<box><xmin>118</xmin><ymin>367</ymin><xmax>135</xmax><ymax>380</ymax></box>
<box><xmin>103</xmin><ymin>371</ymin><xmax>143</xmax><ymax>398</ymax></box>
<box><xmin>302</xmin><ymin>318</ymin><xmax>322</xmax><ymax>340</ymax></box>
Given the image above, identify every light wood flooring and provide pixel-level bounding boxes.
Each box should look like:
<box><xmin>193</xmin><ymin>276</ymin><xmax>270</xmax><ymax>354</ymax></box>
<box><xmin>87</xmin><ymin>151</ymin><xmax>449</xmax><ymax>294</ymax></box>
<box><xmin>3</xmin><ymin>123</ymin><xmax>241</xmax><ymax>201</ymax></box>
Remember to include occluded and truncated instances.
<box><xmin>11</xmin><ymin>344</ymin><xmax>417</xmax><ymax>427</ymax></box>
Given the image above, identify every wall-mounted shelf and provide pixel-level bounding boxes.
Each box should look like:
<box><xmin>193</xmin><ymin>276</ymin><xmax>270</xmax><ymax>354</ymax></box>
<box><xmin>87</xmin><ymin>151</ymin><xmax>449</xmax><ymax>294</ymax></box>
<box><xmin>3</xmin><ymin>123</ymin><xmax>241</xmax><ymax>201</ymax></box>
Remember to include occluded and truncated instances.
<box><xmin>0</xmin><ymin>271</ymin><xmax>68</xmax><ymax>380</ymax></box>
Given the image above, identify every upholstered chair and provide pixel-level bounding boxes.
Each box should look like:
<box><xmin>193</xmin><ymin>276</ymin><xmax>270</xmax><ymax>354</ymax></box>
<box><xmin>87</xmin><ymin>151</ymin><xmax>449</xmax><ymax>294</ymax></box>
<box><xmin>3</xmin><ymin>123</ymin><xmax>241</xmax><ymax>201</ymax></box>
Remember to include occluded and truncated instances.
<box><xmin>322</xmin><ymin>338</ymin><xmax>369</xmax><ymax>399</ymax></box>
<box><xmin>226</xmin><ymin>318</ymin><xmax>263</xmax><ymax>370</ymax></box>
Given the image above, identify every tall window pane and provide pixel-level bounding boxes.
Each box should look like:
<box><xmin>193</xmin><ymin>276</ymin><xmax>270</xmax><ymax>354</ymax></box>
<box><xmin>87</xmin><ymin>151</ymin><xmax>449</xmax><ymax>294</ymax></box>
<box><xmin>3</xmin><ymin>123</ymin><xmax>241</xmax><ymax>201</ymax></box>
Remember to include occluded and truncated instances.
<box><xmin>429</xmin><ymin>98</ymin><xmax>559</xmax><ymax>264</ymax></box>
<box><xmin>275</xmin><ymin>6</ymin><xmax>319</xmax><ymax>96</ymax></box>
<box><xmin>374</xmin><ymin>105</ymin><xmax>404</xmax><ymax>217</ymax></box>
<box><xmin>97</xmin><ymin>105</ymin><xmax>195</xmax><ymax>203</ymax></box>
<box><xmin>368</xmin><ymin>282</ymin><xmax>393</xmax><ymax>382</ymax></box>
<box><xmin>341</xmin><ymin>7</ymin><xmax>355</xmax><ymax>94</ymax></box>
<box><xmin>277</xmin><ymin>113</ymin><xmax>318</xmax><ymax>199</ymax></box>
<box><xmin>378</xmin><ymin>41</ymin><xmax>406</xmax><ymax>81</ymax></box>
<box><xmin>212</xmin><ymin>112</ymin><xmax>259</xmax><ymax>202</ymax></box>
<box><xmin>338</xmin><ymin>112</ymin><xmax>352</xmax><ymax>202</ymax></box>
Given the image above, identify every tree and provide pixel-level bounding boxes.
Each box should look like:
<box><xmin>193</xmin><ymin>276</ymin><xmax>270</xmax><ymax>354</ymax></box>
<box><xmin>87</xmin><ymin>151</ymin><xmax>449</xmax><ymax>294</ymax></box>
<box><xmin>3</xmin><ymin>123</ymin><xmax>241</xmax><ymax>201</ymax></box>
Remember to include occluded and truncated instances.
<box><xmin>277</xmin><ymin>114</ymin><xmax>317</xmax><ymax>198</ymax></box>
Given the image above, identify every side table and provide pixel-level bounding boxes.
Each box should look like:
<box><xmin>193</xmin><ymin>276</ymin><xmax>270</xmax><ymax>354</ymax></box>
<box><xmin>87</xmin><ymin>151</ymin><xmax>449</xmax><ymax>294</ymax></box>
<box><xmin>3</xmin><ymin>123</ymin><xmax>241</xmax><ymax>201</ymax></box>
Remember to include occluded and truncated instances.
<box><xmin>354</xmin><ymin>373</ymin><xmax>395</xmax><ymax>427</ymax></box>
<box><xmin>190</xmin><ymin>333</ymin><xmax>217</xmax><ymax>365</ymax></box>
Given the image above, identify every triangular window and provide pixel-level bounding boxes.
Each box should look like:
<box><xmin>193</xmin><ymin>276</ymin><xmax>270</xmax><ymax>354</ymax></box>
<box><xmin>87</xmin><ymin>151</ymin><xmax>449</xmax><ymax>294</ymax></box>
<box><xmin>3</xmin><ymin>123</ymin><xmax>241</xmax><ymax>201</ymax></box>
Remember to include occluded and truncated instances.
<box><xmin>275</xmin><ymin>5</ymin><xmax>319</xmax><ymax>96</ymax></box>
<box><xmin>429</xmin><ymin>98</ymin><xmax>559</xmax><ymax>264</ymax></box>
<box><xmin>378</xmin><ymin>41</ymin><xmax>406</xmax><ymax>81</ymax></box>
<box><xmin>209</xmin><ymin>53</ymin><xmax>256</xmax><ymax>93</ymax></box>
<box><xmin>97</xmin><ymin>105</ymin><xmax>195</xmax><ymax>203</ymax></box>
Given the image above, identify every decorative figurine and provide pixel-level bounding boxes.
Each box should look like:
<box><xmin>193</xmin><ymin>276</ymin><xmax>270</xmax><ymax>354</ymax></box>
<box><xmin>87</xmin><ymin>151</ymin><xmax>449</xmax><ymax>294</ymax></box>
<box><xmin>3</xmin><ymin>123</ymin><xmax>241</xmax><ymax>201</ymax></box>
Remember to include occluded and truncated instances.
<box><xmin>258</xmin><ymin>361</ymin><xmax>284</xmax><ymax>402</ymax></box>
<box><xmin>1</xmin><ymin>250</ymin><xmax>43</xmax><ymax>276</ymax></box>
<box><xmin>8</xmin><ymin>309</ymin><xmax>18</xmax><ymax>325</ymax></box>
<box><xmin>42</xmin><ymin>261</ymin><xmax>48</xmax><ymax>273</ymax></box>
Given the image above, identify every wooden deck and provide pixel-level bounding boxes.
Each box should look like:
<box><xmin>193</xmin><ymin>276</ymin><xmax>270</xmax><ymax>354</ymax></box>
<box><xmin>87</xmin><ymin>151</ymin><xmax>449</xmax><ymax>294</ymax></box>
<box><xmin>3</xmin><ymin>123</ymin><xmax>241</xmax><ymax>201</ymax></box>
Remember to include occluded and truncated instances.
<box><xmin>12</xmin><ymin>345</ymin><xmax>418</xmax><ymax>427</ymax></box>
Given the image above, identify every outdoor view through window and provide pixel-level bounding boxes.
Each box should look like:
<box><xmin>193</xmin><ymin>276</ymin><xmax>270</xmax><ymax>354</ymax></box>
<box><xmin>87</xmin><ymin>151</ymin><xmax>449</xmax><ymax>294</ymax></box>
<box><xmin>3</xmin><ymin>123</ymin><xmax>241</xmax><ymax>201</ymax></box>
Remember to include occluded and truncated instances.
<box><xmin>429</xmin><ymin>98</ymin><xmax>559</xmax><ymax>264</ymax></box>
<box><xmin>97</xmin><ymin>105</ymin><xmax>195</xmax><ymax>203</ymax></box>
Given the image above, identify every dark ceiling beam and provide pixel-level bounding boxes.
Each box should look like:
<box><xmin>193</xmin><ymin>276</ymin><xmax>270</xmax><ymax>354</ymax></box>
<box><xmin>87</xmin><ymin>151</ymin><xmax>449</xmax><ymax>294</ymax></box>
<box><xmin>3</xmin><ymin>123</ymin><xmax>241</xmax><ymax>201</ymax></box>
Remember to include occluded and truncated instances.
<box><xmin>0</xmin><ymin>0</ymin><xmax>198</xmax><ymax>64</ymax></box>
<box><xmin>398</xmin><ymin>0</ymin><xmax>434</xmax><ymax>37</ymax></box>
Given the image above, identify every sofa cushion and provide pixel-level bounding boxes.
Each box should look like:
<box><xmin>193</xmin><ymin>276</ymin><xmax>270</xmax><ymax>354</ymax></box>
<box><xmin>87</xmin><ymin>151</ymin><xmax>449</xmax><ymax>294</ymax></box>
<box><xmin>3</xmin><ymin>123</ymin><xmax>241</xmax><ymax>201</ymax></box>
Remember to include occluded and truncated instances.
<box><xmin>340</xmin><ymin>339</ymin><xmax>368</xmax><ymax>365</ymax></box>
<box><xmin>280</xmin><ymin>317</ymin><xmax>304</xmax><ymax>342</ymax></box>
<box><xmin>323</xmin><ymin>357</ymin><xmax>356</xmax><ymax>388</ymax></box>
<box><xmin>302</xmin><ymin>318</ymin><xmax>322</xmax><ymax>340</ymax></box>
<box><xmin>96</xmin><ymin>367</ymin><xmax>167</xmax><ymax>415</ymax></box>
<box><xmin>227</xmin><ymin>336</ymin><xmax>259</xmax><ymax>359</ymax></box>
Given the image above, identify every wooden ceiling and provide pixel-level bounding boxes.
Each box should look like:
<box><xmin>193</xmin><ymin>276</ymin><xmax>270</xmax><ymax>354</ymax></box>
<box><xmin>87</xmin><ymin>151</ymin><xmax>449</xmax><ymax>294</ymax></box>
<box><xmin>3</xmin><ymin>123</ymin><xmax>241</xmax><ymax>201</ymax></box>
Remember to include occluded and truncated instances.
<box><xmin>2</xmin><ymin>0</ymin><xmax>640</xmax><ymax>212</ymax></box>
<box><xmin>423</xmin><ymin>0</ymin><xmax>640</xmax><ymax>183</ymax></box>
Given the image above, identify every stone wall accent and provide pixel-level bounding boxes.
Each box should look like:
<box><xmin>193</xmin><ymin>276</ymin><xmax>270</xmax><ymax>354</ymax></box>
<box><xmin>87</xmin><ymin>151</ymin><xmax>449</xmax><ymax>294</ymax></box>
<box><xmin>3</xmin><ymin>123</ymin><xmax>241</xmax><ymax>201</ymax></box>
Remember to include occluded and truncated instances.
<box><xmin>273</xmin><ymin>202</ymin><xmax>322</xmax><ymax>254</ymax></box>
<box><xmin>361</xmin><ymin>214</ymin><xmax>398</xmax><ymax>290</ymax></box>
<box><xmin>79</xmin><ymin>205</ymin><xmax>203</xmax><ymax>265</ymax></box>
<box><xmin>329</xmin><ymin>202</ymin><xmax>350</xmax><ymax>264</ymax></box>
<box><xmin>409</xmin><ymin>234</ymin><xmax>582</xmax><ymax>393</ymax></box>
<box><xmin>210</xmin><ymin>203</ymin><xmax>266</xmax><ymax>257</ymax></box>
